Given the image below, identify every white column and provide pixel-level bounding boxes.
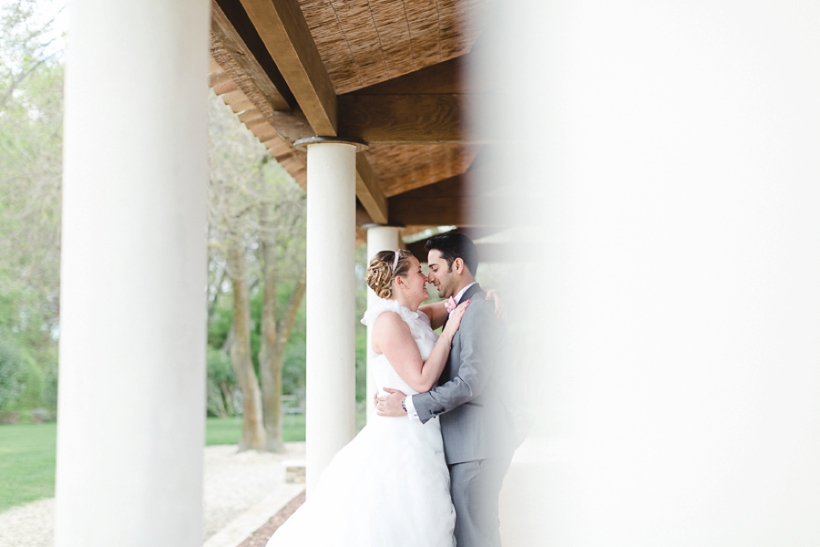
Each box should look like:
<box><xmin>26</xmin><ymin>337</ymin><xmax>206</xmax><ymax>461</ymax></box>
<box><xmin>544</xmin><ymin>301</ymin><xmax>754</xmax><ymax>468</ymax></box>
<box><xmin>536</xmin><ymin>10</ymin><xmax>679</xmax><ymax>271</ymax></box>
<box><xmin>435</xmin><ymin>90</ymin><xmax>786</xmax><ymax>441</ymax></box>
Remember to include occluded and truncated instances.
<box><xmin>365</xmin><ymin>226</ymin><xmax>401</xmax><ymax>422</ymax></box>
<box><xmin>55</xmin><ymin>1</ymin><xmax>210</xmax><ymax>547</ymax></box>
<box><xmin>304</xmin><ymin>141</ymin><xmax>358</xmax><ymax>493</ymax></box>
<box><xmin>479</xmin><ymin>1</ymin><xmax>820</xmax><ymax>544</ymax></box>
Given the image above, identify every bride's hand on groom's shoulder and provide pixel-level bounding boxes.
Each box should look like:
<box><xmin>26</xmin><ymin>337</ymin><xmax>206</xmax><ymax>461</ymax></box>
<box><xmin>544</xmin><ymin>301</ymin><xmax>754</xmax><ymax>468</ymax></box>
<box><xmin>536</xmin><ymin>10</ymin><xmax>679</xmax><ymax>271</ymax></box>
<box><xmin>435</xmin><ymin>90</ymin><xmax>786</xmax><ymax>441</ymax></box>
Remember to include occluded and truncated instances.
<box><xmin>485</xmin><ymin>289</ymin><xmax>506</xmax><ymax>321</ymax></box>
<box><xmin>443</xmin><ymin>299</ymin><xmax>470</xmax><ymax>337</ymax></box>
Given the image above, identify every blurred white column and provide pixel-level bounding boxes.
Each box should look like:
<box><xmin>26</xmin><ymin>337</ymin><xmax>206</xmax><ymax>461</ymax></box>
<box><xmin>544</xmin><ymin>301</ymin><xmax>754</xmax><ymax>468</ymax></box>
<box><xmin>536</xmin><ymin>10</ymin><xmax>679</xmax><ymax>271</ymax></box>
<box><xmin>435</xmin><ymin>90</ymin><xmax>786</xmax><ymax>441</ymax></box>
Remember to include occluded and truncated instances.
<box><xmin>475</xmin><ymin>1</ymin><xmax>820</xmax><ymax>545</ymax></box>
<box><xmin>364</xmin><ymin>226</ymin><xmax>401</xmax><ymax>422</ymax></box>
<box><xmin>55</xmin><ymin>1</ymin><xmax>210</xmax><ymax>546</ymax></box>
<box><xmin>302</xmin><ymin>139</ymin><xmax>358</xmax><ymax>493</ymax></box>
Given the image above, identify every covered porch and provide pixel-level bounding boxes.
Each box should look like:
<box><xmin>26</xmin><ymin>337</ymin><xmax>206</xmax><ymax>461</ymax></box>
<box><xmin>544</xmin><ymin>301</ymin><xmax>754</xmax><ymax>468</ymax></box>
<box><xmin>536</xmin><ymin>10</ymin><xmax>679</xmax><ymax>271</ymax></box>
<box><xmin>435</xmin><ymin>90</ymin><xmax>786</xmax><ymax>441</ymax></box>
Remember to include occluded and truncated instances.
<box><xmin>55</xmin><ymin>0</ymin><xmax>820</xmax><ymax>545</ymax></box>
<box><xmin>57</xmin><ymin>0</ymin><xmax>516</xmax><ymax>544</ymax></box>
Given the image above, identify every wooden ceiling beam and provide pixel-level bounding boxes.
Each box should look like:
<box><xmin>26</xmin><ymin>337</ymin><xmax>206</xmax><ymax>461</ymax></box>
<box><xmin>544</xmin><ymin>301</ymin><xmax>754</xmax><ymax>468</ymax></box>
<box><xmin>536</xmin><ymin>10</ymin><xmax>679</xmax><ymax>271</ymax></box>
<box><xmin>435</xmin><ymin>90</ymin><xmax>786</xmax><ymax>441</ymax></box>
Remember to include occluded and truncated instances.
<box><xmin>212</xmin><ymin>0</ymin><xmax>292</xmax><ymax>111</ymax></box>
<box><xmin>215</xmin><ymin>0</ymin><xmax>388</xmax><ymax>224</ymax></box>
<box><xmin>237</xmin><ymin>109</ymin><xmax>265</xmax><ymax>123</ymax></box>
<box><xmin>350</xmin><ymin>56</ymin><xmax>465</xmax><ymax>95</ymax></box>
<box><xmin>267</xmin><ymin>92</ymin><xmax>487</xmax><ymax>144</ymax></box>
<box><xmin>268</xmin><ymin>71</ymin><xmax>484</xmax><ymax>144</ymax></box>
<box><xmin>337</xmin><ymin>94</ymin><xmax>476</xmax><ymax>144</ymax></box>
<box><xmin>229</xmin><ymin>99</ymin><xmax>255</xmax><ymax>113</ymax></box>
<box><xmin>388</xmin><ymin>197</ymin><xmax>466</xmax><ymax>226</ymax></box>
<box><xmin>238</xmin><ymin>0</ymin><xmax>337</xmax><ymax>136</ymax></box>
<box><xmin>212</xmin><ymin>78</ymin><xmax>239</xmax><ymax>95</ymax></box>
<box><xmin>390</xmin><ymin>166</ymin><xmax>501</xmax><ymax>200</ymax></box>
<box><xmin>219</xmin><ymin>7</ymin><xmax>386</xmax><ymax>221</ymax></box>
<box><xmin>331</xmin><ymin>50</ymin><xmax>493</xmax><ymax>144</ymax></box>
<box><xmin>355</xmin><ymin>153</ymin><xmax>388</xmax><ymax>225</ymax></box>
<box><xmin>386</xmin><ymin>170</ymin><xmax>508</xmax><ymax>227</ymax></box>
<box><xmin>209</xmin><ymin>69</ymin><xmax>234</xmax><ymax>88</ymax></box>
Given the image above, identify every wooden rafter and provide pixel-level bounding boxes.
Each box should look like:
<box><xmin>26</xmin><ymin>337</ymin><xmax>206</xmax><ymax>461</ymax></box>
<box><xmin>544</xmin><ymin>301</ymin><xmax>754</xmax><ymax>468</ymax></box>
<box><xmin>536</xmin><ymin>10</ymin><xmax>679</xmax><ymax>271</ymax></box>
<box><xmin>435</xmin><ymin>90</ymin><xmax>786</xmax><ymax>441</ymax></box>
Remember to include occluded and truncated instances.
<box><xmin>211</xmin><ymin>0</ymin><xmax>388</xmax><ymax>224</ymax></box>
<box><xmin>268</xmin><ymin>92</ymin><xmax>478</xmax><ymax>145</ymax></box>
<box><xmin>355</xmin><ymin>153</ymin><xmax>387</xmax><ymax>225</ymax></box>
<box><xmin>338</xmin><ymin>94</ymin><xmax>471</xmax><ymax>144</ymax></box>
<box><xmin>212</xmin><ymin>0</ymin><xmax>292</xmax><ymax>112</ymax></box>
<box><xmin>238</xmin><ymin>0</ymin><xmax>337</xmax><ymax>135</ymax></box>
<box><xmin>346</xmin><ymin>55</ymin><xmax>466</xmax><ymax>95</ymax></box>
<box><xmin>386</xmin><ymin>170</ymin><xmax>508</xmax><ymax>227</ymax></box>
<box><xmin>262</xmin><ymin>52</ymin><xmax>484</xmax><ymax>145</ymax></box>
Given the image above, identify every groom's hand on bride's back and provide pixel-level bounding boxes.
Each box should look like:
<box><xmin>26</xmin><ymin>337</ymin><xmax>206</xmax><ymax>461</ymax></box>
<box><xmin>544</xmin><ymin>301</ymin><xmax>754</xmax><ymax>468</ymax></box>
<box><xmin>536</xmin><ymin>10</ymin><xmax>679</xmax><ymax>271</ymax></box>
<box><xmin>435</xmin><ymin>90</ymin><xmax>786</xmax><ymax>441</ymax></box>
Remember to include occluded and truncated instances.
<box><xmin>375</xmin><ymin>387</ymin><xmax>407</xmax><ymax>417</ymax></box>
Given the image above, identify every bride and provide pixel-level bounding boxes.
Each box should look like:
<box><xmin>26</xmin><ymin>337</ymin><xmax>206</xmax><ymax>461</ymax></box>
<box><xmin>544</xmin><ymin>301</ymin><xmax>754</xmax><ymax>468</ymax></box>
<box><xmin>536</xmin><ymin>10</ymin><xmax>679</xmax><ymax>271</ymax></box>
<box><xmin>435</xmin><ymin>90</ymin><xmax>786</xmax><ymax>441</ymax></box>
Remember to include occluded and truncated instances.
<box><xmin>265</xmin><ymin>249</ymin><xmax>472</xmax><ymax>547</ymax></box>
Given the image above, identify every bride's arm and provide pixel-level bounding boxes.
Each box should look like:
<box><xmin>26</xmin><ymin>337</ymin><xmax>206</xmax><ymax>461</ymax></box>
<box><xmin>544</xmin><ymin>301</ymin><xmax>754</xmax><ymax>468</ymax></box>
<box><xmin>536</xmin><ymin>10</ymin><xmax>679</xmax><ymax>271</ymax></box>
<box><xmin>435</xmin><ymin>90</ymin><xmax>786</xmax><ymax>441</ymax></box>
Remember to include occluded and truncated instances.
<box><xmin>372</xmin><ymin>302</ymin><xmax>469</xmax><ymax>393</ymax></box>
<box><xmin>419</xmin><ymin>301</ymin><xmax>449</xmax><ymax>330</ymax></box>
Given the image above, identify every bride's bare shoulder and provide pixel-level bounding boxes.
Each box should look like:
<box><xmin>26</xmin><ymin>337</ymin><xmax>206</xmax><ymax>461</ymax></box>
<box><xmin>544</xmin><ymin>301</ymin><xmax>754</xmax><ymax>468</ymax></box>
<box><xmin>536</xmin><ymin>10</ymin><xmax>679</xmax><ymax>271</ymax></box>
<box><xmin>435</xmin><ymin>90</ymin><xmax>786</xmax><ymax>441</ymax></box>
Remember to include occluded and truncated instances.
<box><xmin>373</xmin><ymin>310</ymin><xmax>405</xmax><ymax>328</ymax></box>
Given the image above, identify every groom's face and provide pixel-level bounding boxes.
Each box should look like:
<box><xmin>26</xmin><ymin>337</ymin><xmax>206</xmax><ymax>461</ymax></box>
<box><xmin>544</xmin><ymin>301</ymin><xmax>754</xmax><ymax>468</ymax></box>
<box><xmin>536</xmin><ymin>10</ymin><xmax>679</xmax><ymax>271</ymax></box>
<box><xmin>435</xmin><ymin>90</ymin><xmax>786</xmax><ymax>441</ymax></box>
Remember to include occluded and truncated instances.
<box><xmin>426</xmin><ymin>249</ymin><xmax>457</xmax><ymax>298</ymax></box>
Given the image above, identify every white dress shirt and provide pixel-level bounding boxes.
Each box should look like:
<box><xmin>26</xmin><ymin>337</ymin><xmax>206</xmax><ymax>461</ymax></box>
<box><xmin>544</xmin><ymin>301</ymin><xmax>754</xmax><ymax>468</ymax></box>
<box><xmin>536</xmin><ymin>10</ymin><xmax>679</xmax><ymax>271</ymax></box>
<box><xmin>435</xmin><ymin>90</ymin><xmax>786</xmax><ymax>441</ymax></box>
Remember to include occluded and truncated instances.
<box><xmin>404</xmin><ymin>282</ymin><xmax>477</xmax><ymax>420</ymax></box>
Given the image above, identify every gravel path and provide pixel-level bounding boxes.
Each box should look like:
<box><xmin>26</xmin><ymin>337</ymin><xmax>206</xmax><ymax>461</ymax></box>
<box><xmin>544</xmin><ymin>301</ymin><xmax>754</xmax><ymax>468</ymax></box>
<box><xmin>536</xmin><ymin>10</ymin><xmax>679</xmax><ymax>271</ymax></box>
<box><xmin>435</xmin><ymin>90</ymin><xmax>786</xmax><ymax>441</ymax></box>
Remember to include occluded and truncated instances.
<box><xmin>0</xmin><ymin>443</ymin><xmax>306</xmax><ymax>547</ymax></box>
<box><xmin>0</xmin><ymin>497</ymin><xmax>54</xmax><ymax>547</ymax></box>
<box><xmin>202</xmin><ymin>443</ymin><xmax>305</xmax><ymax>541</ymax></box>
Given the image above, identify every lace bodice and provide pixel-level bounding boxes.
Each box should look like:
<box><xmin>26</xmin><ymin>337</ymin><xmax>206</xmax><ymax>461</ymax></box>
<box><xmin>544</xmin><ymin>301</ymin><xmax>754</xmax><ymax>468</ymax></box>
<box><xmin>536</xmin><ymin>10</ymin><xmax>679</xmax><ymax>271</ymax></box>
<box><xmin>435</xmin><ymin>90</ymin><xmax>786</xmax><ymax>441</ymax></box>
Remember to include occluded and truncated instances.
<box><xmin>361</xmin><ymin>298</ymin><xmax>439</xmax><ymax>396</ymax></box>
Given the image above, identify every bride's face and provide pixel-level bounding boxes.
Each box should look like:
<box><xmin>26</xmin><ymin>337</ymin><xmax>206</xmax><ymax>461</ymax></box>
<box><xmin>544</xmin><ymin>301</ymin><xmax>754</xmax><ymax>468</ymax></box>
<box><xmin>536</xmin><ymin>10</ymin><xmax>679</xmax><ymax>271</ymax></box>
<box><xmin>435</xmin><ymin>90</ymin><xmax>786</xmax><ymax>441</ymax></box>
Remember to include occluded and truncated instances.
<box><xmin>396</xmin><ymin>256</ymin><xmax>429</xmax><ymax>306</ymax></box>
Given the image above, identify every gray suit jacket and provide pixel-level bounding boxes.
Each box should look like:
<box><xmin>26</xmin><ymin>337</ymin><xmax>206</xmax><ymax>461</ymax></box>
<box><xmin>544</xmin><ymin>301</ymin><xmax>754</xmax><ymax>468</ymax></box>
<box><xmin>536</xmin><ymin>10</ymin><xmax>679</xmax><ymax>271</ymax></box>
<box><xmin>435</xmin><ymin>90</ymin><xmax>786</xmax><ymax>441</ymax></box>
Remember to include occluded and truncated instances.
<box><xmin>412</xmin><ymin>284</ymin><xmax>512</xmax><ymax>464</ymax></box>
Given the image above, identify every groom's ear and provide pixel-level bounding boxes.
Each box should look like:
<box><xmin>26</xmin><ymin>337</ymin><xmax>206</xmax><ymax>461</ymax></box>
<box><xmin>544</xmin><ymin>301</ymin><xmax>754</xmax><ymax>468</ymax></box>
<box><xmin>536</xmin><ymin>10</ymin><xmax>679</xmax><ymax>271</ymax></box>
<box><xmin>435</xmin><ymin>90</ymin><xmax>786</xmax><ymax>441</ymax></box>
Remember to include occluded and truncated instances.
<box><xmin>452</xmin><ymin>257</ymin><xmax>464</xmax><ymax>274</ymax></box>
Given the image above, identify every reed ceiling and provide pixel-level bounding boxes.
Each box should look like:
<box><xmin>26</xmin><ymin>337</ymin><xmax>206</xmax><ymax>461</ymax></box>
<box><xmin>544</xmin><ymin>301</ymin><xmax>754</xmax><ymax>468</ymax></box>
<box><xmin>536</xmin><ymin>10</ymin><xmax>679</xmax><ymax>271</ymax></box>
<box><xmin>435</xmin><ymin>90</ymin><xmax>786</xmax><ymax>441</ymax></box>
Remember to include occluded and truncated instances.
<box><xmin>301</xmin><ymin>0</ymin><xmax>489</xmax><ymax>94</ymax></box>
<box><xmin>208</xmin><ymin>0</ymin><xmax>502</xmax><ymax>248</ymax></box>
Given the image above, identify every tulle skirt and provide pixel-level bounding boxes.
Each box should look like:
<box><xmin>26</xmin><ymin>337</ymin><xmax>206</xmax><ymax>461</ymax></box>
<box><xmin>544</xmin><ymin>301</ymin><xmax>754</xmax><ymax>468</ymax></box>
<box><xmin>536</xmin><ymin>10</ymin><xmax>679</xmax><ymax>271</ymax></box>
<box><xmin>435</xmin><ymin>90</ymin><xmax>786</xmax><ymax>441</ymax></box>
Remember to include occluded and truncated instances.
<box><xmin>266</xmin><ymin>414</ymin><xmax>456</xmax><ymax>547</ymax></box>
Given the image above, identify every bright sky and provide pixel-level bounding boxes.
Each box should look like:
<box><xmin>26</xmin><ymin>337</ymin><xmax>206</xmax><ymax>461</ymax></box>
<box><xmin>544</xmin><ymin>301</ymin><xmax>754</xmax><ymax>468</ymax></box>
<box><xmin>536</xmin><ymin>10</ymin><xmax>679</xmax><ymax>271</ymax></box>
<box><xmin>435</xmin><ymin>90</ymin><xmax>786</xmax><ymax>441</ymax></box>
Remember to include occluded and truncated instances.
<box><xmin>37</xmin><ymin>0</ymin><xmax>68</xmax><ymax>58</ymax></box>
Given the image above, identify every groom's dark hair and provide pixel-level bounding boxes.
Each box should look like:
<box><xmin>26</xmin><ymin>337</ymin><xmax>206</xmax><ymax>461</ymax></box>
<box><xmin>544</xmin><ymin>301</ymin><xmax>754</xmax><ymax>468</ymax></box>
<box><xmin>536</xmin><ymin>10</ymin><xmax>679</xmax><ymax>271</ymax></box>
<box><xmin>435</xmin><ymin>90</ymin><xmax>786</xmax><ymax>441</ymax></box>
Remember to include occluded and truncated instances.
<box><xmin>425</xmin><ymin>232</ymin><xmax>479</xmax><ymax>275</ymax></box>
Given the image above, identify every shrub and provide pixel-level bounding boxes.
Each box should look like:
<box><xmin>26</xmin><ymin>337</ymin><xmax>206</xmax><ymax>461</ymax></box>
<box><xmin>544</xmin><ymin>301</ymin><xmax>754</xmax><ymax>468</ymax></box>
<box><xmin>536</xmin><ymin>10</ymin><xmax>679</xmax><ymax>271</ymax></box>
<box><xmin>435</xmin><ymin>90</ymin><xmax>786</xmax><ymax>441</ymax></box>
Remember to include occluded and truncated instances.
<box><xmin>206</xmin><ymin>347</ymin><xmax>236</xmax><ymax>417</ymax></box>
<box><xmin>30</xmin><ymin>408</ymin><xmax>50</xmax><ymax>423</ymax></box>
<box><xmin>19</xmin><ymin>354</ymin><xmax>44</xmax><ymax>409</ymax></box>
<box><xmin>41</xmin><ymin>361</ymin><xmax>58</xmax><ymax>414</ymax></box>
<box><xmin>0</xmin><ymin>332</ymin><xmax>24</xmax><ymax>410</ymax></box>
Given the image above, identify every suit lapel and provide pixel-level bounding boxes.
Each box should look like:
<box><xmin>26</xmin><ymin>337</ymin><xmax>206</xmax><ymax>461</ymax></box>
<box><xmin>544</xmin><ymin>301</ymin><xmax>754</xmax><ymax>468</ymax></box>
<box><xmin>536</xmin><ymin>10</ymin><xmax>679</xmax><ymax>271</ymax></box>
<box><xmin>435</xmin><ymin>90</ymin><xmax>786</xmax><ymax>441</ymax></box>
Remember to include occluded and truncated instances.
<box><xmin>440</xmin><ymin>283</ymin><xmax>482</xmax><ymax>383</ymax></box>
<box><xmin>460</xmin><ymin>282</ymin><xmax>483</xmax><ymax>303</ymax></box>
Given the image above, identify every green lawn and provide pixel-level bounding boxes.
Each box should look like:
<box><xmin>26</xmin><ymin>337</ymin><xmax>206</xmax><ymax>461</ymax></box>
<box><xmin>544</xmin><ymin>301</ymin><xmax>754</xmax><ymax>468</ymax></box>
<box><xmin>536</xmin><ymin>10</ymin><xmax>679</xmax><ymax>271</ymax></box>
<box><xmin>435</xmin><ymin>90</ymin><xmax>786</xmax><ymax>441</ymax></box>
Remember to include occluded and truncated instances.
<box><xmin>0</xmin><ymin>422</ymin><xmax>57</xmax><ymax>513</ymax></box>
<box><xmin>206</xmin><ymin>414</ymin><xmax>306</xmax><ymax>445</ymax></box>
<box><xmin>0</xmin><ymin>415</ymin><xmax>307</xmax><ymax>513</ymax></box>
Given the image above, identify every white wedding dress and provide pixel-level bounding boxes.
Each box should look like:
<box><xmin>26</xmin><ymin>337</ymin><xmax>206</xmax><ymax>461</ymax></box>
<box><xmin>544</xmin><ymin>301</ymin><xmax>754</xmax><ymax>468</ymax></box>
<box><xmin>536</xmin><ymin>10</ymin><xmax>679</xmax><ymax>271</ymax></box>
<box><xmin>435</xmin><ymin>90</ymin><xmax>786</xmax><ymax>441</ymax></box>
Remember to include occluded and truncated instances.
<box><xmin>265</xmin><ymin>298</ymin><xmax>456</xmax><ymax>547</ymax></box>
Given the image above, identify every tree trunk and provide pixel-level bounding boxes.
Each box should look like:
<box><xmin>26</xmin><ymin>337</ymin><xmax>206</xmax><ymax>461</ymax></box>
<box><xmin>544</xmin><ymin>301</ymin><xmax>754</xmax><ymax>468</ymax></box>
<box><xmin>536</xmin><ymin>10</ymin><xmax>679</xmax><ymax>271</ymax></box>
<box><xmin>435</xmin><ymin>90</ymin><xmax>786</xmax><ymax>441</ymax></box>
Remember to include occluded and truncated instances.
<box><xmin>207</xmin><ymin>267</ymin><xmax>227</xmax><ymax>323</ymax></box>
<box><xmin>257</xmin><ymin>212</ymin><xmax>283</xmax><ymax>452</ymax></box>
<box><xmin>220</xmin><ymin>277</ymin><xmax>259</xmax><ymax>355</ymax></box>
<box><xmin>221</xmin><ymin>323</ymin><xmax>235</xmax><ymax>354</ymax></box>
<box><xmin>258</xmin><ymin>204</ymin><xmax>307</xmax><ymax>452</ymax></box>
<box><xmin>228</xmin><ymin>242</ymin><xmax>266</xmax><ymax>451</ymax></box>
<box><xmin>220</xmin><ymin>382</ymin><xmax>235</xmax><ymax>415</ymax></box>
<box><xmin>260</xmin><ymin>271</ymin><xmax>306</xmax><ymax>452</ymax></box>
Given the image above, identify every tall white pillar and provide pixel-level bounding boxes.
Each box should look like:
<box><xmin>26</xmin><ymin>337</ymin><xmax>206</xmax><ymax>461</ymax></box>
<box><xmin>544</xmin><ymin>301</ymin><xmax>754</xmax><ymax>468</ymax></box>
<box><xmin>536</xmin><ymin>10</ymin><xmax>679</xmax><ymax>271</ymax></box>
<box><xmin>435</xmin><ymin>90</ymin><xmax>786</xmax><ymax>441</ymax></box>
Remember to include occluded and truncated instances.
<box><xmin>479</xmin><ymin>1</ymin><xmax>820</xmax><ymax>544</ymax></box>
<box><xmin>301</xmin><ymin>139</ymin><xmax>358</xmax><ymax>493</ymax></box>
<box><xmin>55</xmin><ymin>1</ymin><xmax>210</xmax><ymax>546</ymax></box>
<box><xmin>364</xmin><ymin>226</ymin><xmax>401</xmax><ymax>422</ymax></box>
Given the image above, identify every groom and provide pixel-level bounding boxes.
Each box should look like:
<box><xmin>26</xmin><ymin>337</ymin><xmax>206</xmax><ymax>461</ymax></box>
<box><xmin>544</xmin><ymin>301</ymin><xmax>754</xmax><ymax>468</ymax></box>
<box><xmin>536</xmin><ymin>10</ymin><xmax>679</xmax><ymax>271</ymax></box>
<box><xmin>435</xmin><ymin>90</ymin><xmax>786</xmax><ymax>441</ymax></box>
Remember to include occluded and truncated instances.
<box><xmin>376</xmin><ymin>232</ymin><xmax>513</xmax><ymax>547</ymax></box>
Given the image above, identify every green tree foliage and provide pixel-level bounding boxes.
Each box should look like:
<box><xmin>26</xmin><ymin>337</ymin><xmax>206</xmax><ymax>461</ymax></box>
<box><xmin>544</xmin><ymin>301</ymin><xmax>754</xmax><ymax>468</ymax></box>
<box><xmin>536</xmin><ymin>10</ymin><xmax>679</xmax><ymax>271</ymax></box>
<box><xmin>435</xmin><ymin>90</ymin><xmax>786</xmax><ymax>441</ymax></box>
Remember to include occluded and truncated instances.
<box><xmin>0</xmin><ymin>331</ymin><xmax>24</xmax><ymax>410</ymax></box>
<box><xmin>205</xmin><ymin>273</ymin><xmax>307</xmax><ymax>414</ymax></box>
<box><xmin>205</xmin><ymin>94</ymin><xmax>309</xmax><ymax>440</ymax></box>
<box><xmin>206</xmin><ymin>347</ymin><xmax>236</xmax><ymax>418</ymax></box>
<box><xmin>0</xmin><ymin>0</ymin><xmax>64</xmax><ymax>413</ymax></box>
<box><xmin>250</xmin><ymin>282</ymin><xmax>307</xmax><ymax>396</ymax></box>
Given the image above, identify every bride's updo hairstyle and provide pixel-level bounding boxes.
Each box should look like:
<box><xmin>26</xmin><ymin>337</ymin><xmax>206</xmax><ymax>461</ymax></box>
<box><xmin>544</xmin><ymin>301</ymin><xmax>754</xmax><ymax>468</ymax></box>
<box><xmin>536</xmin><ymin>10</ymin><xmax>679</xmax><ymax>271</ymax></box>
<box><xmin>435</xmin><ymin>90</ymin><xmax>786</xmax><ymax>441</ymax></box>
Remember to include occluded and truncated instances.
<box><xmin>366</xmin><ymin>249</ymin><xmax>413</xmax><ymax>299</ymax></box>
